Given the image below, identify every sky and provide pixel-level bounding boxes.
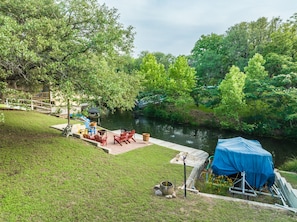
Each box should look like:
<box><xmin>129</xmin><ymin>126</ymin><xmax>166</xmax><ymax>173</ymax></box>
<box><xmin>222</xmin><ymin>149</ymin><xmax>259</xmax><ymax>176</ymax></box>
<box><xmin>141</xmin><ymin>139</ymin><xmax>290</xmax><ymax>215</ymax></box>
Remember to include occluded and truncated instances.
<box><xmin>101</xmin><ymin>0</ymin><xmax>297</xmax><ymax>57</ymax></box>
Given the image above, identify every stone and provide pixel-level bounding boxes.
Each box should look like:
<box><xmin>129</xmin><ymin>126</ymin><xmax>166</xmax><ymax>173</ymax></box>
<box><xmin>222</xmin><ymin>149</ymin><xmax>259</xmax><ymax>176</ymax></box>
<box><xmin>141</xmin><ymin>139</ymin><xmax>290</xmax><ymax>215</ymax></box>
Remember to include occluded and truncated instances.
<box><xmin>153</xmin><ymin>184</ymin><xmax>161</xmax><ymax>190</ymax></box>
<box><xmin>155</xmin><ymin>189</ymin><xmax>163</xmax><ymax>196</ymax></box>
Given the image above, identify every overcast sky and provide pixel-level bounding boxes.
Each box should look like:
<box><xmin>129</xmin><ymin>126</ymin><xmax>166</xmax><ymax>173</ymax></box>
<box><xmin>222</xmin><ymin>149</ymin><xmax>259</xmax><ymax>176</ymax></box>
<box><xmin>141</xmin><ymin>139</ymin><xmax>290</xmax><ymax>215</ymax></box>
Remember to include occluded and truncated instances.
<box><xmin>101</xmin><ymin>0</ymin><xmax>296</xmax><ymax>57</ymax></box>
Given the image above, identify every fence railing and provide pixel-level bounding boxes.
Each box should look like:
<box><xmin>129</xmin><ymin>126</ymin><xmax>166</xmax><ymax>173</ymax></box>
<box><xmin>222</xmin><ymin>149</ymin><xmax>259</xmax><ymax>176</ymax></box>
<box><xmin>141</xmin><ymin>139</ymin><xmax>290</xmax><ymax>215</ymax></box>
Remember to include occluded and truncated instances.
<box><xmin>5</xmin><ymin>98</ymin><xmax>52</xmax><ymax>113</ymax></box>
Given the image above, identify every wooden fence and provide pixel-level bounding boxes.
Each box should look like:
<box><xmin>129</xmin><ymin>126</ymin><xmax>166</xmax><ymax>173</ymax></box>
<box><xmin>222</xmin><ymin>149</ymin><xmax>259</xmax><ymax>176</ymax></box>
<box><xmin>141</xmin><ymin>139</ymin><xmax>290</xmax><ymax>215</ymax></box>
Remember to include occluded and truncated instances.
<box><xmin>5</xmin><ymin>98</ymin><xmax>52</xmax><ymax>114</ymax></box>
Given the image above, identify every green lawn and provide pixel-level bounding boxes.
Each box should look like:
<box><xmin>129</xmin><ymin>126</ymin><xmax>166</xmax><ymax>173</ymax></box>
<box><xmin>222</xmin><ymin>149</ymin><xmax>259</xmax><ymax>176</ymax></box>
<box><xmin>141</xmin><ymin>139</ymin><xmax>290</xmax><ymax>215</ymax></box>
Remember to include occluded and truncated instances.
<box><xmin>279</xmin><ymin>171</ymin><xmax>297</xmax><ymax>189</ymax></box>
<box><xmin>0</xmin><ymin>110</ymin><xmax>296</xmax><ymax>221</ymax></box>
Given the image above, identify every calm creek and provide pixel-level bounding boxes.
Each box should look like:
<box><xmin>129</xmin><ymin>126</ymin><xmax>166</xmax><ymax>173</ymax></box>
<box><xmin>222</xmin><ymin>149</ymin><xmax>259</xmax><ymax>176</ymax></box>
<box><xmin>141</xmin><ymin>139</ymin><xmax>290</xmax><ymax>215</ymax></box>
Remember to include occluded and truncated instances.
<box><xmin>100</xmin><ymin>111</ymin><xmax>297</xmax><ymax>167</ymax></box>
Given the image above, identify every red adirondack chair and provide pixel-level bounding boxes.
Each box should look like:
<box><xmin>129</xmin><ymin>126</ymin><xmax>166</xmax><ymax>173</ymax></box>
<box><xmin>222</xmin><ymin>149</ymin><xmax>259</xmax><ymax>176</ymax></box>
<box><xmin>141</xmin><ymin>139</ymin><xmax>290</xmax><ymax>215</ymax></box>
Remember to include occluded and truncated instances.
<box><xmin>114</xmin><ymin>132</ymin><xmax>128</xmax><ymax>146</ymax></box>
<box><xmin>126</xmin><ymin>130</ymin><xmax>136</xmax><ymax>143</ymax></box>
<box><xmin>83</xmin><ymin>134</ymin><xmax>91</xmax><ymax>139</ymax></box>
<box><xmin>94</xmin><ymin>134</ymin><xmax>108</xmax><ymax>146</ymax></box>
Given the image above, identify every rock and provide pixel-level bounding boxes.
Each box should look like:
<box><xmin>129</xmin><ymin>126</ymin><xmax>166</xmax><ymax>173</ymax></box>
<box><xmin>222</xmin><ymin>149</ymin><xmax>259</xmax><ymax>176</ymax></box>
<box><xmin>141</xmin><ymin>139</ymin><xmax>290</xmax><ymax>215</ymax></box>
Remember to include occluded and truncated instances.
<box><xmin>153</xmin><ymin>184</ymin><xmax>161</xmax><ymax>190</ymax></box>
<box><xmin>155</xmin><ymin>189</ymin><xmax>162</xmax><ymax>196</ymax></box>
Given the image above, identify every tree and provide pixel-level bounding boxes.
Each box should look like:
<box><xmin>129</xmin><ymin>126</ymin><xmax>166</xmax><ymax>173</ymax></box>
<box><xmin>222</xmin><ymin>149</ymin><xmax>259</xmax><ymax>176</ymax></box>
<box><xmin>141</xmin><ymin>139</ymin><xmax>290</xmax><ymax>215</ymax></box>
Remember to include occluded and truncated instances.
<box><xmin>223</xmin><ymin>17</ymin><xmax>281</xmax><ymax>71</ymax></box>
<box><xmin>215</xmin><ymin>65</ymin><xmax>246</xmax><ymax>129</ymax></box>
<box><xmin>244</xmin><ymin>53</ymin><xmax>268</xmax><ymax>81</ymax></box>
<box><xmin>0</xmin><ymin>0</ymin><xmax>62</xmax><ymax>91</ymax></box>
<box><xmin>166</xmin><ymin>56</ymin><xmax>196</xmax><ymax>101</ymax></box>
<box><xmin>263</xmin><ymin>15</ymin><xmax>297</xmax><ymax>76</ymax></box>
<box><xmin>139</xmin><ymin>53</ymin><xmax>166</xmax><ymax>95</ymax></box>
<box><xmin>83</xmin><ymin>58</ymin><xmax>142</xmax><ymax>111</ymax></box>
<box><xmin>264</xmin><ymin>21</ymin><xmax>297</xmax><ymax>61</ymax></box>
<box><xmin>223</xmin><ymin>22</ymin><xmax>250</xmax><ymax>71</ymax></box>
<box><xmin>242</xmin><ymin>53</ymin><xmax>271</xmax><ymax>128</ymax></box>
<box><xmin>135</xmin><ymin>51</ymin><xmax>176</xmax><ymax>71</ymax></box>
<box><xmin>0</xmin><ymin>0</ymin><xmax>139</xmax><ymax>118</ymax></box>
<box><xmin>190</xmin><ymin>33</ymin><xmax>226</xmax><ymax>86</ymax></box>
<box><xmin>264</xmin><ymin>53</ymin><xmax>292</xmax><ymax>76</ymax></box>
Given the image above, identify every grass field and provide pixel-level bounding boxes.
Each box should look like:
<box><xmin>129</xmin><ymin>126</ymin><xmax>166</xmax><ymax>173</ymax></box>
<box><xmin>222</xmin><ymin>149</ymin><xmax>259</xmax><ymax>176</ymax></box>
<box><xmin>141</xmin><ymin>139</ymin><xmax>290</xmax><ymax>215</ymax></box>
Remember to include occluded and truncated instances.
<box><xmin>0</xmin><ymin>110</ymin><xmax>296</xmax><ymax>221</ymax></box>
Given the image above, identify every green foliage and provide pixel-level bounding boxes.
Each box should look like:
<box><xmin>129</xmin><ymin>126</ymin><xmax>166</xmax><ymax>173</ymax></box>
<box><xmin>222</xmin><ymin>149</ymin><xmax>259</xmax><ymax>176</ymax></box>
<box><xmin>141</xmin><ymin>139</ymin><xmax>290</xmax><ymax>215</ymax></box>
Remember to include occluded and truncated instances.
<box><xmin>279</xmin><ymin>157</ymin><xmax>297</xmax><ymax>173</ymax></box>
<box><xmin>215</xmin><ymin>65</ymin><xmax>246</xmax><ymax>128</ymax></box>
<box><xmin>197</xmin><ymin>173</ymin><xmax>233</xmax><ymax>196</ymax></box>
<box><xmin>166</xmin><ymin>56</ymin><xmax>196</xmax><ymax>99</ymax></box>
<box><xmin>190</xmin><ymin>33</ymin><xmax>226</xmax><ymax>85</ymax></box>
<box><xmin>191</xmin><ymin>86</ymin><xmax>220</xmax><ymax>108</ymax></box>
<box><xmin>243</xmin><ymin>54</ymin><xmax>270</xmax><ymax>122</ymax></box>
<box><xmin>264</xmin><ymin>53</ymin><xmax>294</xmax><ymax>76</ymax></box>
<box><xmin>143</xmin><ymin>105</ymin><xmax>169</xmax><ymax>120</ymax></box>
<box><xmin>136</xmin><ymin>51</ymin><xmax>176</xmax><ymax>70</ymax></box>
<box><xmin>264</xmin><ymin>21</ymin><xmax>297</xmax><ymax>61</ymax></box>
<box><xmin>223</xmin><ymin>17</ymin><xmax>280</xmax><ymax>71</ymax></box>
<box><xmin>0</xmin><ymin>0</ymin><xmax>138</xmax><ymax>112</ymax></box>
<box><xmin>139</xmin><ymin>53</ymin><xmax>166</xmax><ymax>94</ymax></box>
<box><xmin>185</xmin><ymin>14</ymin><xmax>297</xmax><ymax>137</ymax></box>
<box><xmin>139</xmin><ymin>54</ymin><xmax>196</xmax><ymax>110</ymax></box>
<box><xmin>244</xmin><ymin>53</ymin><xmax>268</xmax><ymax>80</ymax></box>
<box><xmin>271</xmin><ymin>72</ymin><xmax>297</xmax><ymax>88</ymax></box>
<box><xmin>143</xmin><ymin>101</ymin><xmax>193</xmax><ymax>124</ymax></box>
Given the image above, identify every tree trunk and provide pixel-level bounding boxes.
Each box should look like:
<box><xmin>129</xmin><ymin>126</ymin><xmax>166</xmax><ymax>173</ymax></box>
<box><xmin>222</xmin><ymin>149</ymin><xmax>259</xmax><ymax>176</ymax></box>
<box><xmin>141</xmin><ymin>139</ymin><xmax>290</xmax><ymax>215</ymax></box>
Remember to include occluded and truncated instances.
<box><xmin>67</xmin><ymin>98</ymin><xmax>70</xmax><ymax>126</ymax></box>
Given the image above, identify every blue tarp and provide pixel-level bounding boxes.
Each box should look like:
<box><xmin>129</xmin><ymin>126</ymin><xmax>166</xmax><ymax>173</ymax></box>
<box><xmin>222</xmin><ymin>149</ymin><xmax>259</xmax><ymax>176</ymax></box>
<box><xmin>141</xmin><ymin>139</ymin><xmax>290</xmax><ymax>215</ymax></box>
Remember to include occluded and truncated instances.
<box><xmin>211</xmin><ymin>137</ymin><xmax>275</xmax><ymax>189</ymax></box>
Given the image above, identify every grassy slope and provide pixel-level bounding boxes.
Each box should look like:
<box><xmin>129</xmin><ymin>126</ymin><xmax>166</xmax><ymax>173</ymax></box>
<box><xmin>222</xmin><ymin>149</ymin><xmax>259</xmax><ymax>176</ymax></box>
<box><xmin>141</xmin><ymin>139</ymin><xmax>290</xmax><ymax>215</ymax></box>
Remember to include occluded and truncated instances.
<box><xmin>0</xmin><ymin>111</ymin><xmax>296</xmax><ymax>221</ymax></box>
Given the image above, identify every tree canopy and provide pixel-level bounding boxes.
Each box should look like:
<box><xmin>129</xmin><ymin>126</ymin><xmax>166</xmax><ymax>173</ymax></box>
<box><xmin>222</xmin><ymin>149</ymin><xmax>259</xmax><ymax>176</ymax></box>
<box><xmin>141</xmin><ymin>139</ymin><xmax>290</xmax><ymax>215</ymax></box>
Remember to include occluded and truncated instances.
<box><xmin>189</xmin><ymin>13</ymin><xmax>297</xmax><ymax>137</ymax></box>
<box><xmin>138</xmin><ymin>53</ymin><xmax>196</xmax><ymax>106</ymax></box>
<box><xmin>0</xmin><ymin>0</ymin><xmax>140</xmax><ymax>112</ymax></box>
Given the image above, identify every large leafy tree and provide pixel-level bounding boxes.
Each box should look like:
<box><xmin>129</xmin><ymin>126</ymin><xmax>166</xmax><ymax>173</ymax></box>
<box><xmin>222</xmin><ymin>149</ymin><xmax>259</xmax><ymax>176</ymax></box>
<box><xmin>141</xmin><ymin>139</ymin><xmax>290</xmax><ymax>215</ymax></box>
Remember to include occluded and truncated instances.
<box><xmin>134</xmin><ymin>51</ymin><xmax>176</xmax><ymax>71</ymax></box>
<box><xmin>242</xmin><ymin>54</ymin><xmax>271</xmax><ymax>128</ymax></box>
<box><xmin>215</xmin><ymin>65</ymin><xmax>246</xmax><ymax>129</ymax></box>
<box><xmin>244</xmin><ymin>53</ymin><xmax>268</xmax><ymax>81</ymax></box>
<box><xmin>166</xmin><ymin>56</ymin><xmax>196</xmax><ymax>101</ymax></box>
<box><xmin>0</xmin><ymin>0</ymin><xmax>62</xmax><ymax>91</ymax></box>
<box><xmin>139</xmin><ymin>54</ymin><xmax>195</xmax><ymax>103</ymax></box>
<box><xmin>223</xmin><ymin>22</ymin><xmax>251</xmax><ymax>71</ymax></box>
<box><xmin>190</xmin><ymin>33</ymin><xmax>226</xmax><ymax>86</ymax></box>
<box><xmin>263</xmin><ymin>14</ymin><xmax>297</xmax><ymax>76</ymax></box>
<box><xmin>139</xmin><ymin>53</ymin><xmax>166</xmax><ymax>95</ymax></box>
<box><xmin>0</xmin><ymin>0</ymin><xmax>139</xmax><ymax>116</ymax></box>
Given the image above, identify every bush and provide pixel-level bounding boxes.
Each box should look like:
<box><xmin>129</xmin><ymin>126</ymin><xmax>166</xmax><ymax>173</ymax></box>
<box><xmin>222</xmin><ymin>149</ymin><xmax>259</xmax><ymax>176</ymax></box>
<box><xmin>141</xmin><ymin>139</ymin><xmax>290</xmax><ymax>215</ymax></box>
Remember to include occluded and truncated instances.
<box><xmin>279</xmin><ymin>157</ymin><xmax>297</xmax><ymax>173</ymax></box>
<box><xmin>196</xmin><ymin>173</ymin><xmax>233</xmax><ymax>196</ymax></box>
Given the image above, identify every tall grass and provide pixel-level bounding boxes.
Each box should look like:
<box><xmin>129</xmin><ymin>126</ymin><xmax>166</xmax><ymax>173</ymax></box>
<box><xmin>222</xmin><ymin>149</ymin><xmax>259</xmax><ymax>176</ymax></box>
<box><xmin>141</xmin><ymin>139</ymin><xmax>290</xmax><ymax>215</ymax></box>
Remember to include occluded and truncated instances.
<box><xmin>0</xmin><ymin>110</ymin><xmax>296</xmax><ymax>221</ymax></box>
<box><xmin>280</xmin><ymin>157</ymin><xmax>297</xmax><ymax>173</ymax></box>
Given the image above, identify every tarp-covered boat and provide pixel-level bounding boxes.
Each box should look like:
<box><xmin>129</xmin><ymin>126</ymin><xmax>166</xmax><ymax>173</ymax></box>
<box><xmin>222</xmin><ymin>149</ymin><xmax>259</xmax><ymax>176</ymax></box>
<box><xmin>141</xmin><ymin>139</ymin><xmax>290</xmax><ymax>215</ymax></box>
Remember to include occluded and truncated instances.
<box><xmin>211</xmin><ymin>137</ymin><xmax>275</xmax><ymax>189</ymax></box>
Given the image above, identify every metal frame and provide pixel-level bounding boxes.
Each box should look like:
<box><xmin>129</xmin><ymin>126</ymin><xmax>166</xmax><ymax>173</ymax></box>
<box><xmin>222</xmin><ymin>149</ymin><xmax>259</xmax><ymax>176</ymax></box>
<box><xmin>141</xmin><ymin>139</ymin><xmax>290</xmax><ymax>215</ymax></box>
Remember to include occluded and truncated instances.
<box><xmin>229</xmin><ymin>171</ymin><xmax>257</xmax><ymax>197</ymax></box>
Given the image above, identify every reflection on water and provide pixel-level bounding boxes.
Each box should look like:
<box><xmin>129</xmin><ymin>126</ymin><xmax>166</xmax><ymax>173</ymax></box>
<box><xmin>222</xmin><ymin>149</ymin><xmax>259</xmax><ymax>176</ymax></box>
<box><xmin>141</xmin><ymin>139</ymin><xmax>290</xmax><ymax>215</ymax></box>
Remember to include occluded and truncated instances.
<box><xmin>101</xmin><ymin>111</ymin><xmax>297</xmax><ymax>167</ymax></box>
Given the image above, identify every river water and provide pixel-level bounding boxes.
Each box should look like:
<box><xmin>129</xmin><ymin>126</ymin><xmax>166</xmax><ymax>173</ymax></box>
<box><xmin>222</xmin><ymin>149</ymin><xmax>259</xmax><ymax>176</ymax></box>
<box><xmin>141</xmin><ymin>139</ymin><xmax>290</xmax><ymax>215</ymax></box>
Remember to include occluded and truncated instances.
<box><xmin>100</xmin><ymin>111</ymin><xmax>297</xmax><ymax>167</ymax></box>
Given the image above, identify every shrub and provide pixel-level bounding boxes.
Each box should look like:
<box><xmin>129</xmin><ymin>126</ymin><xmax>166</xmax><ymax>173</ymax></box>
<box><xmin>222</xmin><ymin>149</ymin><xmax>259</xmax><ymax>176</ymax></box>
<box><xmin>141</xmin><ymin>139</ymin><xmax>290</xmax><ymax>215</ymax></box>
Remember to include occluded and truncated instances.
<box><xmin>279</xmin><ymin>157</ymin><xmax>297</xmax><ymax>173</ymax></box>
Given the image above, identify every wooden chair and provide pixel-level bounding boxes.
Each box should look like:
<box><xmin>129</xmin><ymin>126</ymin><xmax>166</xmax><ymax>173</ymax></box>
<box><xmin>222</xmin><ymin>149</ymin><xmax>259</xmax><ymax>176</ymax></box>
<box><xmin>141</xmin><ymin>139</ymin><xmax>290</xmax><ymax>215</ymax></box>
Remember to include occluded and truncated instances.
<box><xmin>126</xmin><ymin>130</ymin><xmax>136</xmax><ymax>143</ymax></box>
<box><xmin>94</xmin><ymin>134</ymin><xmax>108</xmax><ymax>146</ymax></box>
<box><xmin>114</xmin><ymin>132</ymin><xmax>128</xmax><ymax>146</ymax></box>
<box><xmin>83</xmin><ymin>134</ymin><xmax>91</xmax><ymax>139</ymax></box>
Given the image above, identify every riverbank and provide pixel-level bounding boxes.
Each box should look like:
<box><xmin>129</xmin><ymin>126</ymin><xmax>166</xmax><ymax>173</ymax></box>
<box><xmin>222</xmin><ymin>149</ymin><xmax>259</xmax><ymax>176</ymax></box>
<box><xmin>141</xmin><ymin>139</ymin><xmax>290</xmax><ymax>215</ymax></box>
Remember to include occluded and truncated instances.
<box><xmin>141</xmin><ymin>104</ymin><xmax>297</xmax><ymax>140</ymax></box>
